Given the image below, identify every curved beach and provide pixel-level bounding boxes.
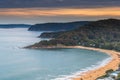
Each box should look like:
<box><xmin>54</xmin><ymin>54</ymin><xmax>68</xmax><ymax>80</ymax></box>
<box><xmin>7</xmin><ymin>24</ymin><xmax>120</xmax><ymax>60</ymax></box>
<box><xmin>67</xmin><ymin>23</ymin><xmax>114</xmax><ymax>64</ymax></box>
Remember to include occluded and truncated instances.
<box><xmin>27</xmin><ymin>45</ymin><xmax>120</xmax><ymax>80</ymax></box>
<box><xmin>43</xmin><ymin>46</ymin><xmax>120</xmax><ymax>80</ymax></box>
<box><xmin>70</xmin><ymin>46</ymin><xmax>120</xmax><ymax>80</ymax></box>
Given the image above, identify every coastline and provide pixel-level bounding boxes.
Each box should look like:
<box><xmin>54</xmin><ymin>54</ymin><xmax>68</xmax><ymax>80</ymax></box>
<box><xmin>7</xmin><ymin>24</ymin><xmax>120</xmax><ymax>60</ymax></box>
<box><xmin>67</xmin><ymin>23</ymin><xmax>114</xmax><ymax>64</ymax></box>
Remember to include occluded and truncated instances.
<box><xmin>29</xmin><ymin>46</ymin><xmax>120</xmax><ymax>80</ymax></box>
<box><xmin>66</xmin><ymin>46</ymin><xmax>120</xmax><ymax>80</ymax></box>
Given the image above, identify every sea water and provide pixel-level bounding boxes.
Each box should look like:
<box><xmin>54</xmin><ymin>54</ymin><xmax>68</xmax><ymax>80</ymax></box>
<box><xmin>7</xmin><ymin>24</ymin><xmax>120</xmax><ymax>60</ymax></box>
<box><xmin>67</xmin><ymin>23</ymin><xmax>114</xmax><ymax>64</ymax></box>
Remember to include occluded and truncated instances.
<box><xmin>0</xmin><ymin>28</ymin><xmax>110</xmax><ymax>80</ymax></box>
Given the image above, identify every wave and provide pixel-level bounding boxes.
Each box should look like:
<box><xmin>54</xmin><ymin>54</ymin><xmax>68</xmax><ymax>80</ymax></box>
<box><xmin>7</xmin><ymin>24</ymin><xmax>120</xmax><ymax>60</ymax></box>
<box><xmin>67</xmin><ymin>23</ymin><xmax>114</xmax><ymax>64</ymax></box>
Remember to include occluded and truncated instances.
<box><xmin>52</xmin><ymin>57</ymin><xmax>112</xmax><ymax>80</ymax></box>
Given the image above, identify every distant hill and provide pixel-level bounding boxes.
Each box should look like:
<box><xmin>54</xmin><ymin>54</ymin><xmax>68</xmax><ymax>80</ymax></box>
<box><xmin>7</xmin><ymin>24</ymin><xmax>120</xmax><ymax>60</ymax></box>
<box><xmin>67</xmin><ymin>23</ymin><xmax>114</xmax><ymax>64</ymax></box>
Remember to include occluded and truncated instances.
<box><xmin>26</xmin><ymin>19</ymin><xmax>120</xmax><ymax>51</ymax></box>
<box><xmin>0</xmin><ymin>24</ymin><xmax>31</xmax><ymax>28</ymax></box>
<box><xmin>28</xmin><ymin>21</ymin><xmax>89</xmax><ymax>31</ymax></box>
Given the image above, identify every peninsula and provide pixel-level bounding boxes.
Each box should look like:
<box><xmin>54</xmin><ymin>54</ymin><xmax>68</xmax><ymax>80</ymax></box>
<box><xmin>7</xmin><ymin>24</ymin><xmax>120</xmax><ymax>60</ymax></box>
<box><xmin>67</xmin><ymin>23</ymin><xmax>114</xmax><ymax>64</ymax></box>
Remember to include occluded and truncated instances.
<box><xmin>26</xmin><ymin>19</ymin><xmax>120</xmax><ymax>51</ymax></box>
<box><xmin>28</xmin><ymin>21</ymin><xmax>89</xmax><ymax>31</ymax></box>
<box><xmin>0</xmin><ymin>24</ymin><xmax>31</xmax><ymax>28</ymax></box>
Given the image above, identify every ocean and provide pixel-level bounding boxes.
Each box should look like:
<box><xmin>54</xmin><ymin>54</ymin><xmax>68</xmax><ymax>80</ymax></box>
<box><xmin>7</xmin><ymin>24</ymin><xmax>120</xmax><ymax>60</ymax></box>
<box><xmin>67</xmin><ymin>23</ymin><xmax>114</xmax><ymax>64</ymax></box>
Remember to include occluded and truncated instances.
<box><xmin>0</xmin><ymin>28</ymin><xmax>110</xmax><ymax>80</ymax></box>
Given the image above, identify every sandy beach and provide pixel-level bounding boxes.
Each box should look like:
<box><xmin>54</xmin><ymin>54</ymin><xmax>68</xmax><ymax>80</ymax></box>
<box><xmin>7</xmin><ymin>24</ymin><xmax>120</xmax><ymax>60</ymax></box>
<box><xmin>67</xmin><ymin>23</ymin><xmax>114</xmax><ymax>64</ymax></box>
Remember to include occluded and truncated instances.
<box><xmin>29</xmin><ymin>45</ymin><xmax>120</xmax><ymax>80</ymax></box>
<box><xmin>68</xmin><ymin>46</ymin><xmax>120</xmax><ymax>80</ymax></box>
<box><xmin>42</xmin><ymin>46</ymin><xmax>120</xmax><ymax>80</ymax></box>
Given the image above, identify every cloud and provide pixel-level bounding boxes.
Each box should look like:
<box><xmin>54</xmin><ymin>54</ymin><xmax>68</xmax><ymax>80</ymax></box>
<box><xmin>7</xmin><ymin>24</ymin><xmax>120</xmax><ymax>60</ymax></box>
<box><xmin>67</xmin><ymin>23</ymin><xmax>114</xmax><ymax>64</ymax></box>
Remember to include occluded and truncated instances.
<box><xmin>0</xmin><ymin>7</ymin><xmax>120</xmax><ymax>18</ymax></box>
<box><xmin>0</xmin><ymin>0</ymin><xmax>119</xmax><ymax>8</ymax></box>
<box><xmin>0</xmin><ymin>0</ymin><xmax>119</xmax><ymax>24</ymax></box>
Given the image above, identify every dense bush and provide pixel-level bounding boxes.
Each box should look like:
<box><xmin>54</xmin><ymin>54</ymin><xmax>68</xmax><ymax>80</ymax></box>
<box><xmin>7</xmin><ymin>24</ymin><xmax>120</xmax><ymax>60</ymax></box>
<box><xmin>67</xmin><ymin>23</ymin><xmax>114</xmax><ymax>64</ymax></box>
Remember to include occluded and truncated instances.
<box><xmin>28</xmin><ymin>19</ymin><xmax>120</xmax><ymax>51</ymax></box>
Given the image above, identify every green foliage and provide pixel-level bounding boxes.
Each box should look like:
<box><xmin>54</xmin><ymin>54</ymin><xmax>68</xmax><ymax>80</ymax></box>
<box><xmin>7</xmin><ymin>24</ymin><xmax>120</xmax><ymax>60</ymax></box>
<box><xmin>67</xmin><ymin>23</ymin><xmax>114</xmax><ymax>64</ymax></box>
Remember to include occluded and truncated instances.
<box><xmin>105</xmin><ymin>69</ymin><xmax>114</xmax><ymax>74</ymax></box>
<box><xmin>96</xmin><ymin>74</ymin><xmax>108</xmax><ymax>79</ymax></box>
<box><xmin>117</xmin><ymin>73</ymin><xmax>120</xmax><ymax>80</ymax></box>
<box><xmin>97</xmin><ymin>69</ymin><xmax>114</xmax><ymax>79</ymax></box>
<box><xmin>28</xmin><ymin>19</ymin><xmax>120</xmax><ymax>50</ymax></box>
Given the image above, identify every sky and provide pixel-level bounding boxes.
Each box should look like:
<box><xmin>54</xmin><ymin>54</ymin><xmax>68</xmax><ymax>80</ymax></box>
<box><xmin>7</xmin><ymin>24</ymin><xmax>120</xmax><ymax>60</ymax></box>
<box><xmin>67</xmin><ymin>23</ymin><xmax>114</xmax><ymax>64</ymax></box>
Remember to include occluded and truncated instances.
<box><xmin>0</xmin><ymin>0</ymin><xmax>120</xmax><ymax>24</ymax></box>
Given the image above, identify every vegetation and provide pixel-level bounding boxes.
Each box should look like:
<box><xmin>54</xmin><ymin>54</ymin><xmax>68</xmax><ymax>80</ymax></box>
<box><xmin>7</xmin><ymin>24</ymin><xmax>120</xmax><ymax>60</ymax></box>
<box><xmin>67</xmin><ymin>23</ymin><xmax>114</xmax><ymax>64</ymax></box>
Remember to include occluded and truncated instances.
<box><xmin>27</xmin><ymin>19</ymin><xmax>120</xmax><ymax>51</ymax></box>
<box><xmin>105</xmin><ymin>69</ymin><xmax>114</xmax><ymax>74</ymax></box>
<box><xmin>96</xmin><ymin>69</ymin><xmax>114</xmax><ymax>79</ymax></box>
<box><xmin>117</xmin><ymin>73</ymin><xmax>120</xmax><ymax>80</ymax></box>
<box><xmin>28</xmin><ymin>21</ymin><xmax>89</xmax><ymax>31</ymax></box>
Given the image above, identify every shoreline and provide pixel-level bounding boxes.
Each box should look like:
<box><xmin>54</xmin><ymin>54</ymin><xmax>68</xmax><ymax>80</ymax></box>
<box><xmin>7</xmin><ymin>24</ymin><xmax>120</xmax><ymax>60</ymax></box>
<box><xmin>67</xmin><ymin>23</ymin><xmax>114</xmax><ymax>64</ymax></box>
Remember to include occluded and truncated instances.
<box><xmin>29</xmin><ymin>46</ymin><xmax>120</xmax><ymax>80</ymax></box>
<box><xmin>67</xmin><ymin>46</ymin><xmax>120</xmax><ymax>80</ymax></box>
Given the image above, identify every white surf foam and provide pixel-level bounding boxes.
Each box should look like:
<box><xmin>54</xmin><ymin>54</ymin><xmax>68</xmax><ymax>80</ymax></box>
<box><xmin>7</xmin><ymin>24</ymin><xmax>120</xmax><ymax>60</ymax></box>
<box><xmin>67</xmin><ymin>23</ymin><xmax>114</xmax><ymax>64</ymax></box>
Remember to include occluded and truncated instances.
<box><xmin>52</xmin><ymin>57</ymin><xmax>112</xmax><ymax>80</ymax></box>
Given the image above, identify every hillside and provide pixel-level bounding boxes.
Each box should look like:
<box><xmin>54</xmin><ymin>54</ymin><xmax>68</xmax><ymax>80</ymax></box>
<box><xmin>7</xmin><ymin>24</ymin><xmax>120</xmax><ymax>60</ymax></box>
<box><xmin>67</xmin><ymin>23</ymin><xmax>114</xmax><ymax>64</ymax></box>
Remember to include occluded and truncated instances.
<box><xmin>26</xmin><ymin>19</ymin><xmax>120</xmax><ymax>51</ymax></box>
<box><xmin>28</xmin><ymin>21</ymin><xmax>89</xmax><ymax>31</ymax></box>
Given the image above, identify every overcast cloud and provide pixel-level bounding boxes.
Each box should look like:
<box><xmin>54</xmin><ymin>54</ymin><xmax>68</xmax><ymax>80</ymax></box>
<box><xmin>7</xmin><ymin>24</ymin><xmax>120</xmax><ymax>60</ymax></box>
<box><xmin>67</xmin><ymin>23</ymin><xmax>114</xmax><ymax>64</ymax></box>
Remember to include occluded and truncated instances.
<box><xmin>0</xmin><ymin>0</ymin><xmax>119</xmax><ymax>8</ymax></box>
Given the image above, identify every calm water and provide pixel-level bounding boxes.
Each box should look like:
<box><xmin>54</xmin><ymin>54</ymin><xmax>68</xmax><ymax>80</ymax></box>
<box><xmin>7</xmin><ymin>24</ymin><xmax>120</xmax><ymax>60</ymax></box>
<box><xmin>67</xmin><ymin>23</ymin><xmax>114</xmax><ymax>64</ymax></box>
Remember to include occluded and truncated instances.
<box><xmin>0</xmin><ymin>28</ymin><xmax>110</xmax><ymax>80</ymax></box>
